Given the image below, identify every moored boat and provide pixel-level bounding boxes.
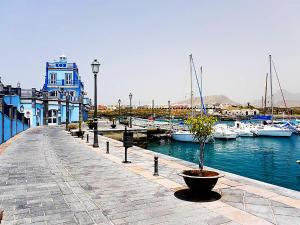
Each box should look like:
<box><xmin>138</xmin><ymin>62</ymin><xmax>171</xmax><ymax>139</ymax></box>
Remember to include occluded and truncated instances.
<box><xmin>171</xmin><ymin>130</ymin><xmax>198</xmax><ymax>142</ymax></box>
<box><xmin>256</xmin><ymin>125</ymin><xmax>292</xmax><ymax>137</ymax></box>
<box><xmin>230</xmin><ymin>121</ymin><xmax>257</xmax><ymax>137</ymax></box>
<box><xmin>213</xmin><ymin>124</ymin><xmax>237</xmax><ymax>140</ymax></box>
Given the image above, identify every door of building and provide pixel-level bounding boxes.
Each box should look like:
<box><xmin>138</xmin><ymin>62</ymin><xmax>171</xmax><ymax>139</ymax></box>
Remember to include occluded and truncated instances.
<box><xmin>48</xmin><ymin>109</ymin><xmax>57</xmax><ymax>125</ymax></box>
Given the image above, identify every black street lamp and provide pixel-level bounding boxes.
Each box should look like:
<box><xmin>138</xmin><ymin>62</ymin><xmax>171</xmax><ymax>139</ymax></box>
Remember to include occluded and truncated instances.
<box><xmin>152</xmin><ymin>99</ymin><xmax>154</xmax><ymax>117</ymax></box>
<box><xmin>129</xmin><ymin>93</ymin><xmax>132</xmax><ymax>128</ymax></box>
<box><xmin>78</xmin><ymin>92</ymin><xmax>83</xmax><ymax>133</ymax></box>
<box><xmin>118</xmin><ymin>99</ymin><xmax>121</xmax><ymax>123</ymax></box>
<box><xmin>58</xmin><ymin>88</ymin><xmax>64</xmax><ymax>125</ymax></box>
<box><xmin>91</xmin><ymin>59</ymin><xmax>100</xmax><ymax>147</ymax></box>
<box><xmin>65</xmin><ymin>91</ymin><xmax>69</xmax><ymax>131</ymax></box>
<box><xmin>168</xmin><ymin>100</ymin><xmax>171</xmax><ymax>121</ymax></box>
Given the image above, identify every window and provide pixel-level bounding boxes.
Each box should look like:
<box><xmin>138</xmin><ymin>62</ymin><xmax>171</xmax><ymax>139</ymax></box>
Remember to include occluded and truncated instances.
<box><xmin>49</xmin><ymin>73</ymin><xmax>57</xmax><ymax>84</ymax></box>
<box><xmin>65</xmin><ymin>73</ymin><xmax>72</xmax><ymax>85</ymax></box>
<box><xmin>50</xmin><ymin>91</ymin><xmax>58</xmax><ymax>97</ymax></box>
<box><xmin>69</xmin><ymin>91</ymin><xmax>75</xmax><ymax>97</ymax></box>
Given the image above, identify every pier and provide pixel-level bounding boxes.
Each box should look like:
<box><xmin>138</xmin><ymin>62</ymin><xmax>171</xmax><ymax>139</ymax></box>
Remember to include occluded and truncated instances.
<box><xmin>0</xmin><ymin>127</ymin><xmax>300</xmax><ymax>224</ymax></box>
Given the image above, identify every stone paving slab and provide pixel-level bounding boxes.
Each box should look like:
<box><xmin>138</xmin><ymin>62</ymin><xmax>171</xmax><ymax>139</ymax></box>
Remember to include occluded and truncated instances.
<box><xmin>0</xmin><ymin>127</ymin><xmax>300</xmax><ymax>225</ymax></box>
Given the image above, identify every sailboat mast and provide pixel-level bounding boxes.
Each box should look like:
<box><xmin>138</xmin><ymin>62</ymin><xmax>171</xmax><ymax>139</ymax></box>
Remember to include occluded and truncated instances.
<box><xmin>200</xmin><ymin>66</ymin><xmax>203</xmax><ymax>117</ymax></box>
<box><xmin>264</xmin><ymin>73</ymin><xmax>268</xmax><ymax>112</ymax></box>
<box><xmin>189</xmin><ymin>54</ymin><xmax>194</xmax><ymax>117</ymax></box>
<box><xmin>269</xmin><ymin>54</ymin><xmax>274</xmax><ymax>123</ymax></box>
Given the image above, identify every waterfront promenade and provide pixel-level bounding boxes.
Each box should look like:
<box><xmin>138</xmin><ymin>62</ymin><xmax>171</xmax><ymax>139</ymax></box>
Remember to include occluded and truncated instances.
<box><xmin>1</xmin><ymin>127</ymin><xmax>300</xmax><ymax>224</ymax></box>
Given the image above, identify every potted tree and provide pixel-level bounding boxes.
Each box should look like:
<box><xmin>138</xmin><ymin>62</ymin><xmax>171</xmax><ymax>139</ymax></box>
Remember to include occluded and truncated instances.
<box><xmin>86</xmin><ymin>119</ymin><xmax>94</xmax><ymax>130</ymax></box>
<box><xmin>179</xmin><ymin>116</ymin><xmax>223</xmax><ymax>192</ymax></box>
<box><xmin>111</xmin><ymin>118</ymin><xmax>116</xmax><ymax>129</ymax></box>
<box><xmin>76</xmin><ymin>114</ymin><xmax>85</xmax><ymax>138</ymax></box>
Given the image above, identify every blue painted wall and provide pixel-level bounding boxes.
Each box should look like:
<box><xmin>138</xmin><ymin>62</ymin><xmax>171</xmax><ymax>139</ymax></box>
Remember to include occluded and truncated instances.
<box><xmin>17</xmin><ymin>120</ymin><xmax>23</xmax><ymax>133</ymax></box>
<box><xmin>4</xmin><ymin>115</ymin><xmax>11</xmax><ymax>142</ymax></box>
<box><xmin>12</xmin><ymin>119</ymin><xmax>16</xmax><ymax>136</ymax></box>
<box><xmin>4</xmin><ymin>95</ymin><xmax>20</xmax><ymax>108</ymax></box>
<box><xmin>1</xmin><ymin>96</ymin><xmax>30</xmax><ymax>144</ymax></box>
<box><xmin>0</xmin><ymin>113</ymin><xmax>2</xmax><ymax>143</ymax></box>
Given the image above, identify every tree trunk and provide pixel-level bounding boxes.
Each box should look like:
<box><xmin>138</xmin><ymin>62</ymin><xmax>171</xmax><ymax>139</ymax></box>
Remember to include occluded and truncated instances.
<box><xmin>199</xmin><ymin>141</ymin><xmax>205</xmax><ymax>175</ymax></box>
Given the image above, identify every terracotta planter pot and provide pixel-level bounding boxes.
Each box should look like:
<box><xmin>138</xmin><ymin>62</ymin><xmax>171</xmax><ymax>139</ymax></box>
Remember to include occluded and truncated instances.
<box><xmin>179</xmin><ymin>170</ymin><xmax>223</xmax><ymax>192</ymax></box>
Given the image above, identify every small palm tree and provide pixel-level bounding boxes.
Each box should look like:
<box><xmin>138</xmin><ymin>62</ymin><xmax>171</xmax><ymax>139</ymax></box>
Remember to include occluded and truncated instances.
<box><xmin>185</xmin><ymin>116</ymin><xmax>217</xmax><ymax>175</ymax></box>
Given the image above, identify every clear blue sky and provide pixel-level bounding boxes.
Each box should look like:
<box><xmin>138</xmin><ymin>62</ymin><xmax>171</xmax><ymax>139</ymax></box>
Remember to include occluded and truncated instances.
<box><xmin>1</xmin><ymin>0</ymin><xmax>300</xmax><ymax>105</ymax></box>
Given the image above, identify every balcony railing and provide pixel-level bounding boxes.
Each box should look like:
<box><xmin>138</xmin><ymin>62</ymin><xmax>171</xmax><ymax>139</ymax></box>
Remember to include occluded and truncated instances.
<box><xmin>48</xmin><ymin>80</ymin><xmax>79</xmax><ymax>86</ymax></box>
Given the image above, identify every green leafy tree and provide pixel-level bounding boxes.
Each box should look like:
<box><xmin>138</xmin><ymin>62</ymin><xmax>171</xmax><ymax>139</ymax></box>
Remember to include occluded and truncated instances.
<box><xmin>185</xmin><ymin>116</ymin><xmax>217</xmax><ymax>173</ymax></box>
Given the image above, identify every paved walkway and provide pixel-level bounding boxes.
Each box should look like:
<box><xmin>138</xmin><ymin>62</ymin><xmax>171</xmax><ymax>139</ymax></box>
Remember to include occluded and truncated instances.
<box><xmin>1</xmin><ymin>127</ymin><xmax>300</xmax><ymax>225</ymax></box>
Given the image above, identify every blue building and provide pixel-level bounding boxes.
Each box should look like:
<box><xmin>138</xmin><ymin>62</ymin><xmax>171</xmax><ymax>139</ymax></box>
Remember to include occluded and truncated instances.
<box><xmin>20</xmin><ymin>55</ymin><xmax>90</xmax><ymax>127</ymax></box>
<box><xmin>0</xmin><ymin>80</ymin><xmax>30</xmax><ymax>144</ymax></box>
<box><xmin>43</xmin><ymin>55</ymin><xmax>83</xmax><ymax>99</ymax></box>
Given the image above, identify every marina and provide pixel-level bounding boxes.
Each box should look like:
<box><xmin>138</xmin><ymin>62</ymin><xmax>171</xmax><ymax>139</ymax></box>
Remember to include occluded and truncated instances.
<box><xmin>148</xmin><ymin>131</ymin><xmax>300</xmax><ymax>192</ymax></box>
<box><xmin>2</xmin><ymin>1</ymin><xmax>300</xmax><ymax>224</ymax></box>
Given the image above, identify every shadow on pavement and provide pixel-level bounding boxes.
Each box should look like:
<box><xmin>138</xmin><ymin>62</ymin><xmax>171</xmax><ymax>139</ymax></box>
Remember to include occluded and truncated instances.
<box><xmin>174</xmin><ymin>188</ymin><xmax>221</xmax><ymax>202</ymax></box>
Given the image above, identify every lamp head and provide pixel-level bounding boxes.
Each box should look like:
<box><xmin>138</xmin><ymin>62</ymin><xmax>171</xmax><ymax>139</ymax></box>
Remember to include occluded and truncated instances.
<box><xmin>91</xmin><ymin>59</ymin><xmax>100</xmax><ymax>74</ymax></box>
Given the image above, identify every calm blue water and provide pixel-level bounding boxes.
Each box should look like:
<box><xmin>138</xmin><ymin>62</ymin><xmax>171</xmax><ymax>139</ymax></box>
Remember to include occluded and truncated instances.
<box><xmin>148</xmin><ymin>135</ymin><xmax>300</xmax><ymax>191</ymax></box>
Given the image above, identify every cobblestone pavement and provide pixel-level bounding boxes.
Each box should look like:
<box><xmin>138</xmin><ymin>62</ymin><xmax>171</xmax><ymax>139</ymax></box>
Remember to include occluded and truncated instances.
<box><xmin>1</xmin><ymin>127</ymin><xmax>300</xmax><ymax>225</ymax></box>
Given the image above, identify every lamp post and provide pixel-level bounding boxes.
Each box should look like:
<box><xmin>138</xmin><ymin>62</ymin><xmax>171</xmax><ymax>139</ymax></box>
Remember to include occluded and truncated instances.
<box><xmin>118</xmin><ymin>99</ymin><xmax>121</xmax><ymax>123</ymax></box>
<box><xmin>129</xmin><ymin>93</ymin><xmax>132</xmax><ymax>128</ymax></box>
<box><xmin>78</xmin><ymin>92</ymin><xmax>83</xmax><ymax>133</ymax></box>
<box><xmin>152</xmin><ymin>99</ymin><xmax>154</xmax><ymax>117</ymax></box>
<box><xmin>20</xmin><ymin>105</ymin><xmax>25</xmax><ymax>131</ymax></box>
<box><xmin>168</xmin><ymin>100</ymin><xmax>171</xmax><ymax>122</ymax></box>
<box><xmin>58</xmin><ymin>88</ymin><xmax>64</xmax><ymax>125</ymax></box>
<box><xmin>65</xmin><ymin>91</ymin><xmax>69</xmax><ymax>131</ymax></box>
<box><xmin>91</xmin><ymin>59</ymin><xmax>100</xmax><ymax>147</ymax></box>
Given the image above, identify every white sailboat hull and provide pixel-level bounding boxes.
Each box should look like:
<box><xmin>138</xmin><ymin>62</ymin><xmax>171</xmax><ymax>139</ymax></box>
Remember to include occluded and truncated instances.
<box><xmin>171</xmin><ymin>132</ymin><xmax>198</xmax><ymax>142</ymax></box>
<box><xmin>256</xmin><ymin>127</ymin><xmax>292</xmax><ymax>137</ymax></box>
<box><xmin>233</xmin><ymin>129</ymin><xmax>256</xmax><ymax>137</ymax></box>
<box><xmin>213</xmin><ymin>132</ymin><xmax>237</xmax><ymax>140</ymax></box>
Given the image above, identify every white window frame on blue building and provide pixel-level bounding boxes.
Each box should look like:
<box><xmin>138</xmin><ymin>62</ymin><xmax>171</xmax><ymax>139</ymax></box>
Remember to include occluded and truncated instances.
<box><xmin>49</xmin><ymin>73</ymin><xmax>57</xmax><ymax>85</ymax></box>
<box><xmin>65</xmin><ymin>73</ymin><xmax>72</xmax><ymax>85</ymax></box>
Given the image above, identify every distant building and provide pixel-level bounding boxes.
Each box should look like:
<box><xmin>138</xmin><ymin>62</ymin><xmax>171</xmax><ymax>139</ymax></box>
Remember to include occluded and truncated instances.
<box><xmin>222</xmin><ymin>109</ymin><xmax>259</xmax><ymax>116</ymax></box>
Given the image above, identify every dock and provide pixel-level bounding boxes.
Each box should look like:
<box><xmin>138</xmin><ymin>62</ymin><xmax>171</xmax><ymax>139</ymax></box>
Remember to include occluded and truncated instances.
<box><xmin>1</xmin><ymin>126</ymin><xmax>300</xmax><ymax>224</ymax></box>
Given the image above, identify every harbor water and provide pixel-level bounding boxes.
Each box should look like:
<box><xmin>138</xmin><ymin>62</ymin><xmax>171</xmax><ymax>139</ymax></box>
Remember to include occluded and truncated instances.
<box><xmin>148</xmin><ymin>134</ymin><xmax>300</xmax><ymax>191</ymax></box>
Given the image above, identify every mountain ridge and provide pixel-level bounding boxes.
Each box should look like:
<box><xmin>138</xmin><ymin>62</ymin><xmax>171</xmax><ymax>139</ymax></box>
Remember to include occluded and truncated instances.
<box><xmin>250</xmin><ymin>89</ymin><xmax>300</xmax><ymax>107</ymax></box>
<box><xmin>175</xmin><ymin>95</ymin><xmax>239</xmax><ymax>106</ymax></box>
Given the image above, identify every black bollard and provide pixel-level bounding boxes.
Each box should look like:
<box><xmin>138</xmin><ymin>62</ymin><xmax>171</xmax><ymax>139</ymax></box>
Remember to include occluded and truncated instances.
<box><xmin>86</xmin><ymin>134</ymin><xmax>89</xmax><ymax>143</ymax></box>
<box><xmin>123</xmin><ymin>147</ymin><xmax>131</xmax><ymax>163</ymax></box>
<box><xmin>106</xmin><ymin>141</ymin><xmax>109</xmax><ymax>154</ymax></box>
<box><xmin>153</xmin><ymin>156</ymin><xmax>159</xmax><ymax>176</ymax></box>
<box><xmin>81</xmin><ymin>134</ymin><xmax>84</xmax><ymax>140</ymax></box>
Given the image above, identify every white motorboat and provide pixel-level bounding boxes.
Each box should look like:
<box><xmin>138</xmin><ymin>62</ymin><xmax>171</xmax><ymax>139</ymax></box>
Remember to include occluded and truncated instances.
<box><xmin>256</xmin><ymin>125</ymin><xmax>292</xmax><ymax>137</ymax></box>
<box><xmin>171</xmin><ymin>130</ymin><xmax>198</xmax><ymax>142</ymax></box>
<box><xmin>231</xmin><ymin>121</ymin><xmax>257</xmax><ymax>137</ymax></box>
<box><xmin>213</xmin><ymin>124</ymin><xmax>237</xmax><ymax>140</ymax></box>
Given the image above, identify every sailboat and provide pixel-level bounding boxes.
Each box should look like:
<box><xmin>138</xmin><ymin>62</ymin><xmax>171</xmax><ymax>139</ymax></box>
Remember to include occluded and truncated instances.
<box><xmin>256</xmin><ymin>55</ymin><xmax>292</xmax><ymax>137</ymax></box>
<box><xmin>171</xmin><ymin>55</ymin><xmax>236</xmax><ymax>142</ymax></box>
<box><xmin>171</xmin><ymin>54</ymin><xmax>199</xmax><ymax>142</ymax></box>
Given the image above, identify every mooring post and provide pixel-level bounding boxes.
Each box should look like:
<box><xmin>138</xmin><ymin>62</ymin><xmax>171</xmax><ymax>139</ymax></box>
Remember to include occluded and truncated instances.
<box><xmin>106</xmin><ymin>141</ymin><xmax>109</xmax><ymax>154</ymax></box>
<box><xmin>86</xmin><ymin>133</ymin><xmax>89</xmax><ymax>143</ymax></box>
<box><xmin>153</xmin><ymin>156</ymin><xmax>159</xmax><ymax>176</ymax></box>
<box><xmin>123</xmin><ymin>147</ymin><xmax>129</xmax><ymax>163</ymax></box>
